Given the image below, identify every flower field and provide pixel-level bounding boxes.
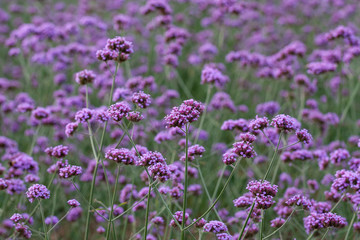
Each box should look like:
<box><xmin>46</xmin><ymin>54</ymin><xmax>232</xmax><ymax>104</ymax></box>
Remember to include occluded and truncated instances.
<box><xmin>0</xmin><ymin>0</ymin><xmax>360</xmax><ymax>239</ymax></box>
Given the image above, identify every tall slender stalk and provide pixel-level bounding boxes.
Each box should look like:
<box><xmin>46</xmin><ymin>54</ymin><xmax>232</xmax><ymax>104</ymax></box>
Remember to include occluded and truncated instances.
<box><xmin>344</xmin><ymin>212</ymin><xmax>356</xmax><ymax>240</ymax></box>
<box><xmin>180</xmin><ymin>124</ymin><xmax>189</xmax><ymax>240</ymax></box>
<box><xmin>105</xmin><ymin>164</ymin><xmax>121</xmax><ymax>239</ymax></box>
<box><xmin>143</xmin><ymin>181</ymin><xmax>152</xmax><ymax>240</ymax></box>
<box><xmin>194</xmin><ymin>85</ymin><xmax>212</xmax><ymax>144</ymax></box>
<box><xmin>38</xmin><ymin>200</ymin><xmax>48</xmax><ymax>240</ymax></box>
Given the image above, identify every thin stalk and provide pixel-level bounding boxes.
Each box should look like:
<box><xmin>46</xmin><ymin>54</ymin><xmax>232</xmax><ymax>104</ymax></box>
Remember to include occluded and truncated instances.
<box><xmin>238</xmin><ymin>200</ymin><xmax>256</xmax><ymax>240</ymax></box>
<box><xmin>84</xmin><ymin>161</ymin><xmax>99</xmax><ymax>240</ymax></box>
<box><xmin>38</xmin><ymin>200</ymin><xmax>48</xmax><ymax>240</ymax></box>
<box><xmin>263</xmin><ymin>209</ymin><xmax>295</xmax><ymax>239</ymax></box>
<box><xmin>105</xmin><ymin>164</ymin><xmax>121</xmax><ymax>239</ymax></box>
<box><xmin>263</xmin><ymin>132</ymin><xmax>283</xmax><ymax>181</ymax></box>
<box><xmin>340</xmin><ymin>78</ymin><xmax>360</xmax><ymax>122</ymax></box>
<box><xmin>181</xmin><ymin>124</ymin><xmax>189</xmax><ymax>240</ymax></box>
<box><xmin>28</xmin><ymin>125</ymin><xmax>41</xmax><ymax>155</ymax></box>
<box><xmin>194</xmin><ymin>85</ymin><xmax>212</xmax><ymax>144</ymax></box>
<box><xmin>320</xmin><ymin>229</ymin><xmax>329</xmax><ymax>240</ymax></box>
<box><xmin>260</xmin><ymin>130</ymin><xmax>276</xmax><ymax>149</ymax></box>
<box><xmin>260</xmin><ymin>210</ymin><xmax>264</xmax><ymax>240</ymax></box>
<box><xmin>297</xmin><ymin>87</ymin><xmax>305</xmax><ymax>121</ymax></box>
<box><xmin>184</xmin><ymin>158</ymin><xmax>242</xmax><ymax>230</ymax></box>
<box><xmin>143</xmin><ymin>182</ymin><xmax>152</xmax><ymax>240</ymax></box>
<box><xmin>330</xmin><ymin>193</ymin><xmax>345</xmax><ymax>212</ymax></box>
<box><xmin>47</xmin><ymin>211</ymin><xmax>70</xmax><ymax>234</ymax></box>
<box><xmin>344</xmin><ymin>212</ymin><xmax>356</xmax><ymax>240</ymax></box>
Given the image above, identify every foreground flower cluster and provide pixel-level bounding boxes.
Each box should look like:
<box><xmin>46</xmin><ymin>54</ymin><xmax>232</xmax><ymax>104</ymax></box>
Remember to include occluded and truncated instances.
<box><xmin>0</xmin><ymin>0</ymin><xmax>360</xmax><ymax>239</ymax></box>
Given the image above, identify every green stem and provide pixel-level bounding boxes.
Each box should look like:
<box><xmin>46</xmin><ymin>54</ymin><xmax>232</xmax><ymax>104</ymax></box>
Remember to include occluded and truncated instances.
<box><xmin>143</xmin><ymin>181</ymin><xmax>152</xmax><ymax>240</ymax></box>
<box><xmin>263</xmin><ymin>209</ymin><xmax>295</xmax><ymax>239</ymax></box>
<box><xmin>297</xmin><ymin>87</ymin><xmax>305</xmax><ymax>121</ymax></box>
<box><xmin>28</xmin><ymin>125</ymin><xmax>41</xmax><ymax>155</ymax></box>
<box><xmin>340</xmin><ymin>78</ymin><xmax>360</xmax><ymax>122</ymax></box>
<box><xmin>47</xmin><ymin>211</ymin><xmax>70</xmax><ymax>234</ymax></box>
<box><xmin>106</xmin><ymin>164</ymin><xmax>121</xmax><ymax>239</ymax></box>
<box><xmin>260</xmin><ymin>210</ymin><xmax>264</xmax><ymax>240</ymax></box>
<box><xmin>344</xmin><ymin>212</ymin><xmax>356</xmax><ymax>240</ymax></box>
<box><xmin>194</xmin><ymin>85</ymin><xmax>212</xmax><ymax>144</ymax></box>
<box><xmin>38</xmin><ymin>200</ymin><xmax>48</xmax><ymax>240</ymax></box>
<box><xmin>238</xmin><ymin>200</ymin><xmax>256</xmax><ymax>240</ymax></box>
<box><xmin>184</xmin><ymin>158</ymin><xmax>242</xmax><ymax>230</ymax></box>
<box><xmin>181</xmin><ymin>124</ymin><xmax>189</xmax><ymax>240</ymax></box>
<box><xmin>263</xmin><ymin>132</ymin><xmax>282</xmax><ymax>181</ymax></box>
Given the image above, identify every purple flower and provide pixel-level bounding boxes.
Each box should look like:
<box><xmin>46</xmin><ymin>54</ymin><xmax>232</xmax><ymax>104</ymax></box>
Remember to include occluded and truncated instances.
<box><xmin>232</xmin><ymin>141</ymin><xmax>257</xmax><ymax>158</ymax></box>
<box><xmin>131</xmin><ymin>91</ymin><xmax>151</xmax><ymax>109</ymax></box>
<box><xmin>247</xmin><ymin>180</ymin><xmax>278</xmax><ymax>209</ymax></box>
<box><xmin>10</xmin><ymin>213</ymin><xmax>23</xmax><ymax>223</ymax></box>
<box><xmin>203</xmin><ymin>220</ymin><xmax>228</xmax><ymax>234</ymax></box>
<box><xmin>201</xmin><ymin>66</ymin><xmax>229</xmax><ymax>88</ymax></box>
<box><xmin>97</xmin><ymin>36</ymin><xmax>133</xmax><ymax>62</ymax></box>
<box><xmin>222</xmin><ymin>151</ymin><xmax>238</xmax><ymax>165</ymax></box>
<box><xmin>75</xmin><ymin>69</ymin><xmax>96</xmax><ymax>85</ymax></box>
<box><xmin>45</xmin><ymin>216</ymin><xmax>59</xmax><ymax>225</ymax></box>
<box><xmin>330</xmin><ymin>148</ymin><xmax>350</xmax><ymax>165</ymax></box>
<box><xmin>45</xmin><ymin>145</ymin><xmax>69</xmax><ymax>158</ymax></box>
<box><xmin>65</xmin><ymin>122</ymin><xmax>78</xmax><ymax>137</ymax></box>
<box><xmin>26</xmin><ymin>184</ymin><xmax>50</xmax><ymax>203</ymax></box>
<box><xmin>59</xmin><ymin>165</ymin><xmax>82</xmax><ymax>178</ymax></box>
<box><xmin>148</xmin><ymin>163</ymin><xmax>171</xmax><ymax>182</ymax></box>
<box><xmin>256</xmin><ymin>101</ymin><xmax>280</xmax><ymax>116</ymax></box>
<box><xmin>303</xmin><ymin>212</ymin><xmax>347</xmax><ymax>233</ymax></box>
<box><xmin>307</xmin><ymin>62</ymin><xmax>337</xmax><ymax>75</ymax></box>
<box><xmin>67</xmin><ymin>199</ymin><xmax>80</xmax><ymax>207</ymax></box>
<box><xmin>296</xmin><ymin>129</ymin><xmax>313</xmax><ymax>144</ymax></box>
<box><xmin>271</xmin><ymin>218</ymin><xmax>285</xmax><ymax>228</ymax></box>
<box><xmin>170</xmin><ymin>211</ymin><xmax>189</xmax><ymax>227</ymax></box>
<box><xmin>107</xmin><ymin>101</ymin><xmax>131</xmax><ymax>122</ymax></box>
<box><xmin>271</xmin><ymin>114</ymin><xmax>299</xmax><ymax>132</ymax></box>
<box><xmin>249</xmin><ymin>116</ymin><xmax>269</xmax><ymax>131</ymax></box>
<box><xmin>105</xmin><ymin>148</ymin><xmax>136</xmax><ymax>165</ymax></box>
<box><xmin>74</xmin><ymin>108</ymin><xmax>93</xmax><ymax>123</ymax></box>
<box><xmin>126</xmin><ymin>111</ymin><xmax>144</xmax><ymax>122</ymax></box>
<box><xmin>137</xmin><ymin>151</ymin><xmax>166</xmax><ymax>166</ymax></box>
<box><xmin>164</xmin><ymin>99</ymin><xmax>204</xmax><ymax>128</ymax></box>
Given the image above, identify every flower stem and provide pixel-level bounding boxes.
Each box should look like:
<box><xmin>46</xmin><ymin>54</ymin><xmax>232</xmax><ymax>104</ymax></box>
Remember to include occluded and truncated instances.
<box><xmin>263</xmin><ymin>209</ymin><xmax>295</xmax><ymax>239</ymax></box>
<box><xmin>263</xmin><ymin>132</ymin><xmax>283</xmax><ymax>181</ymax></box>
<box><xmin>143</xmin><ymin>181</ymin><xmax>152</xmax><ymax>240</ymax></box>
<box><xmin>183</xmin><ymin>158</ymin><xmax>242</xmax><ymax>230</ymax></box>
<box><xmin>238</xmin><ymin>200</ymin><xmax>256</xmax><ymax>240</ymax></box>
<box><xmin>340</xmin><ymin>78</ymin><xmax>360</xmax><ymax>123</ymax></box>
<box><xmin>38</xmin><ymin>200</ymin><xmax>48</xmax><ymax>240</ymax></box>
<box><xmin>194</xmin><ymin>85</ymin><xmax>212</xmax><ymax>144</ymax></box>
<box><xmin>344</xmin><ymin>212</ymin><xmax>357</xmax><ymax>240</ymax></box>
<box><xmin>181</xmin><ymin>124</ymin><xmax>190</xmax><ymax>240</ymax></box>
<box><xmin>106</xmin><ymin>164</ymin><xmax>121</xmax><ymax>239</ymax></box>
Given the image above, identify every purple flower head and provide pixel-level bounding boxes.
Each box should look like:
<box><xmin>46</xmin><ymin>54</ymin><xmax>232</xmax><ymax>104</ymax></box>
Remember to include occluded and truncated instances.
<box><xmin>126</xmin><ymin>111</ymin><xmax>144</xmax><ymax>122</ymax></box>
<box><xmin>65</xmin><ymin>122</ymin><xmax>78</xmax><ymax>137</ymax></box>
<box><xmin>201</xmin><ymin>66</ymin><xmax>229</xmax><ymax>88</ymax></box>
<box><xmin>138</xmin><ymin>151</ymin><xmax>166</xmax><ymax>166</ymax></box>
<box><xmin>286</xmin><ymin>194</ymin><xmax>312</xmax><ymax>210</ymax></box>
<box><xmin>330</xmin><ymin>148</ymin><xmax>350</xmax><ymax>165</ymax></box>
<box><xmin>59</xmin><ymin>165</ymin><xmax>82</xmax><ymax>178</ymax></box>
<box><xmin>67</xmin><ymin>199</ymin><xmax>80</xmax><ymax>207</ymax></box>
<box><xmin>256</xmin><ymin>101</ymin><xmax>280</xmax><ymax>116</ymax></box>
<box><xmin>10</xmin><ymin>213</ymin><xmax>23</xmax><ymax>223</ymax></box>
<box><xmin>105</xmin><ymin>148</ymin><xmax>135</xmax><ymax>165</ymax></box>
<box><xmin>45</xmin><ymin>145</ymin><xmax>69</xmax><ymax>158</ymax></box>
<box><xmin>26</xmin><ymin>184</ymin><xmax>50</xmax><ymax>203</ymax></box>
<box><xmin>45</xmin><ymin>216</ymin><xmax>59</xmax><ymax>225</ymax></box>
<box><xmin>75</xmin><ymin>69</ymin><xmax>96</xmax><ymax>85</ymax></box>
<box><xmin>216</xmin><ymin>233</ymin><xmax>232</xmax><ymax>240</ymax></box>
<box><xmin>131</xmin><ymin>91</ymin><xmax>151</xmax><ymax>109</ymax></box>
<box><xmin>148</xmin><ymin>163</ymin><xmax>171</xmax><ymax>182</ymax></box>
<box><xmin>74</xmin><ymin>108</ymin><xmax>93</xmax><ymax>123</ymax></box>
<box><xmin>247</xmin><ymin>180</ymin><xmax>278</xmax><ymax>209</ymax></box>
<box><xmin>170</xmin><ymin>211</ymin><xmax>189</xmax><ymax>227</ymax></box>
<box><xmin>203</xmin><ymin>220</ymin><xmax>228</xmax><ymax>234</ymax></box>
<box><xmin>232</xmin><ymin>141</ymin><xmax>256</xmax><ymax>158</ymax></box>
<box><xmin>307</xmin><ymin>62</ymin><xmax>337</xmax><ymax>75</ymax></box>
<box><xmin>249</xmin><ymin>116</ymin><xmax>269</xmax><ymax>131</ymax></box>
<box><xmin>271</xmin><ymin>114</ymin><xmax>300</xmax><ymax>132</ymax></box>
<box><xmin>97</xmin><ymin>36</ymin><xmax>133</xmax><ymax>62</ymax></box>
<box><xmin>32</xmin><ymin>107</ymin><xmax>49</xmax><ymax>120</ymax></box>
<box><xmin>15</xmin><ymin>223</ymin><xmax>32</xmax><ymax>239</ymax></box>
<box><xmin>271</xmin><ymin>218</ymin><xmax>285</xmax><ymax>228</ymax></box>
<box><xmin>107</xmin><ymin>101</ymin><xmax>131</xmax><ymax>122</ymax></box>
<box><xmin>222</xmin><ymin>151</ymin><xmax>238</xmax><ymax>165</ymax></box>
<box><xmin>304</xmin><ymin>212</ymin><xmax>347</xmax><ymax>233</ymax></box>
<box><xmin>164</xmin><ymin>99</ymin><xmax>204</xmax><ymax>128</ymax></box>
<box><xmin>296</xmin><ymin>129</ymin><xmax>312</xmax><ymax>144</ymax></box>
